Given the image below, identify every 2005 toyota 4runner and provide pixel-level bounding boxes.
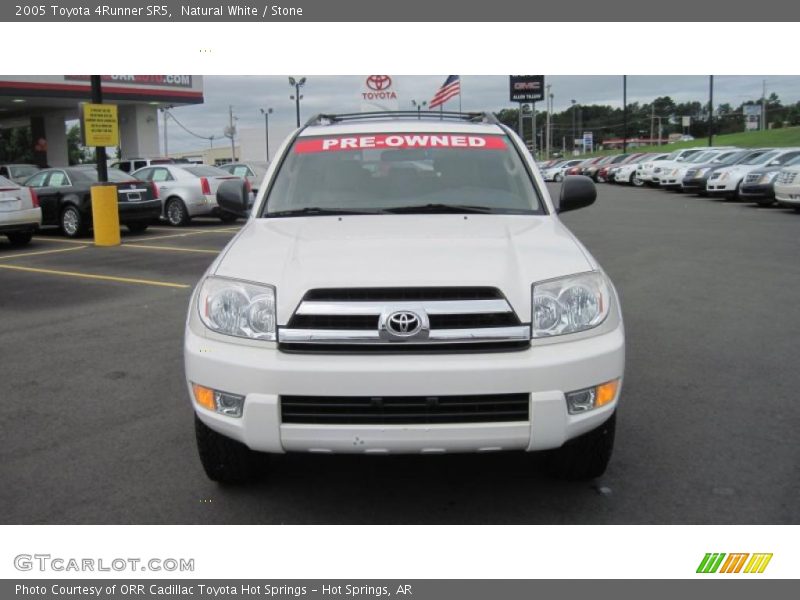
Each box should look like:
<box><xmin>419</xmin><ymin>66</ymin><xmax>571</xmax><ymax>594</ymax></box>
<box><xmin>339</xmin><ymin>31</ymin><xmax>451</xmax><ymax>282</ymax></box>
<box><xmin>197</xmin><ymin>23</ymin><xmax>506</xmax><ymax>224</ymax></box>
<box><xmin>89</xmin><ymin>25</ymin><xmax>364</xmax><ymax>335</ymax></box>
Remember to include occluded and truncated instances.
<box><xmin>184</xmin><ymin>111</ymin><xmax>625</xmax><ymax>483</ymax></box>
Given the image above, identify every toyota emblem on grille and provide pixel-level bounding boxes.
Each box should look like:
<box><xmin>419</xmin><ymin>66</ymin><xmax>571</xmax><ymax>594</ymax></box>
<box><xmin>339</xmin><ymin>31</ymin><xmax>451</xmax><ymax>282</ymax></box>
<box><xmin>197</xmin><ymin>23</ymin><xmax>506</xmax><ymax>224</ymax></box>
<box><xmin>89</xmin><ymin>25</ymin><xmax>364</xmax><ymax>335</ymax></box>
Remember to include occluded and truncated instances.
<box><xmin>386</xmin><ymin>311</ymin><xmax>422</xmax><ymax>336</ymax></box>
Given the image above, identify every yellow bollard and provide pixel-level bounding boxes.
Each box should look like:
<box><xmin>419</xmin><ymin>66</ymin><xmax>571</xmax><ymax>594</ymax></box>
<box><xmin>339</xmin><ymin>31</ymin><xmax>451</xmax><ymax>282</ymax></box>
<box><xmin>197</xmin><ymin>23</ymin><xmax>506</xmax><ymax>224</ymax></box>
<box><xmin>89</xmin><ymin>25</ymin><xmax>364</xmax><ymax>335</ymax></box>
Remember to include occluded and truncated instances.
<box><xmin>91</xmin><ymin>184</ymin><xmax>120</xmax><ymax>246</ymax></box>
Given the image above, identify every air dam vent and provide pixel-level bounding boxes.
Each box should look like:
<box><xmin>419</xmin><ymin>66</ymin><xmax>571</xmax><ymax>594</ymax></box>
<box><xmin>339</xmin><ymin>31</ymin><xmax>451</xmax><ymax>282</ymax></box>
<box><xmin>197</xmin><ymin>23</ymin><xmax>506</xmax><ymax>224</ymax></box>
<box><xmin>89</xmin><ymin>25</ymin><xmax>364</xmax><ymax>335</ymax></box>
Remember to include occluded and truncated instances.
<box><xmin>280</xmin><ymin>393</ymin><xmax>530</xmax><ymax>425</ymax></box>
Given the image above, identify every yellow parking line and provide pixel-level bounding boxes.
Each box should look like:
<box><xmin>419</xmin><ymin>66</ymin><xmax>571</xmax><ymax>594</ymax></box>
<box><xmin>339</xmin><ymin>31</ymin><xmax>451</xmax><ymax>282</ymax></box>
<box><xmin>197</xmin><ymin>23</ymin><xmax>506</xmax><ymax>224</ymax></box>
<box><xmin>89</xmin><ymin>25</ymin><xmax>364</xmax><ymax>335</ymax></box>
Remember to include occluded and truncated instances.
<box><xmin>129</xmin><ymin>230</ymin><xmax>231</xmax><ymax>242</ymax></box>
<box><xmin>121</xmin><ymin>243</ymin><xmax>219</xmax><ymax>254</ymax></box>
<box><xmin>0</xmin><ymin>245</ymin><xmax>88</xmax><ymax>260</ymax></box>
<box><xmin>31</xmin><ymin>236</ymin><xmax>90</xmax><ymax>245</ymax></box>
<box><xmin>0</xmin><ymin>264</ymin><xmax>190</xmax><ymax>289</ymax></box>
<box><xmin>150</xmin><ymin>226</ymin><xmax>242</xmax><ymax>234</ymax></box>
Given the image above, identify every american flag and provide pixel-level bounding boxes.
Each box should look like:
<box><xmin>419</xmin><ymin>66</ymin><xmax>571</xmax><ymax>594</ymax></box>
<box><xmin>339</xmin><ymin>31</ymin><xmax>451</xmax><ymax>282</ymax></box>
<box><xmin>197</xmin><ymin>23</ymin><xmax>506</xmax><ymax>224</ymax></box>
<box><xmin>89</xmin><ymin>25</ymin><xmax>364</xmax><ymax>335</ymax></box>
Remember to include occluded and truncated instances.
<box><xmin>429</xmin><ymin>75</ymin><xmax>461</xmax><ymax>109</ymax></box>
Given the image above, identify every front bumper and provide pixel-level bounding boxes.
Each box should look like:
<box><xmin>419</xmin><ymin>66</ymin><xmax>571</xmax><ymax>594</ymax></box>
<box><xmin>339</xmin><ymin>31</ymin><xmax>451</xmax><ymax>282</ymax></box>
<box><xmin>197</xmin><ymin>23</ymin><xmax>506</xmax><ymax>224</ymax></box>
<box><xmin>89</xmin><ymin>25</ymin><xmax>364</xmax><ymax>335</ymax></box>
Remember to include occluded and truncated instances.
<box><xmin>680</xmin><ymin>177</ymin><xmax>709</xmax><ymax>193</ymax></box>
<box><xmin>775</xmin><ymin>185</ymin><xmax>800</xmax><ymax>206</ymax></box>
<box><xmin>706</xmin><ymin>177</ymin><xmax>739</xmax><ymax>195</ymax></box>
<box><xmin>740</xmin><ymin>183</ymin><xmax>773</xmax><ymax>200</ymax></box>
<box><xmin>184</xmin><ymin>321</ymin><xmax>625</xmax><ymax>455</ymax></box>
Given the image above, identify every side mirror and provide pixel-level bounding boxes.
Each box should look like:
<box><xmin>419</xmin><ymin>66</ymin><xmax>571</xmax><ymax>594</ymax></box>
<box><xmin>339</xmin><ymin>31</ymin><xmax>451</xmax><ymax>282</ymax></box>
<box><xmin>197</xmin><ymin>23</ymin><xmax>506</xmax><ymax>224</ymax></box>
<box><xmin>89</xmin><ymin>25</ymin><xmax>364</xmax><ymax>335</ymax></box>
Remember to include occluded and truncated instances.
<box><xmin>217</xmin><ymin>179</ymin><xmax>250</xmax><ymax>218</ymax></box>
<box><xmin>557</xmin><ymin>175</ymin><xmax>597</xmax><ymax>213</ymax></box>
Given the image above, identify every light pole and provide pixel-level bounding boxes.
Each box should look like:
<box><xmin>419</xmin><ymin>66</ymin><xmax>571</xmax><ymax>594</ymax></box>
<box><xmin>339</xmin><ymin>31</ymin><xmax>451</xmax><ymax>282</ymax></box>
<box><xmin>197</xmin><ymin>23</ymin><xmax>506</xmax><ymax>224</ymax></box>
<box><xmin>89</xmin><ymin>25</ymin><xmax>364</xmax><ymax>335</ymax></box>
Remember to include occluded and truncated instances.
<box><xmin>159</xmin><ymin>105</ymin><xmax>174</xmax><ymax>157</ymax></box>
<box><xmin>708</xmin><ymin>75</ymin><xmax>714</xmax><ymax>147</ymax></box>
<box><xmin>260</xmin><ymin>107</ymin><xmax>273</xmax><ymax>162</ymax></box>
<box><xmin>411</xmin><ymin>99</ymin><xmax>427</xmax><ymax>119</ymax></box>
<box><xmin>571</xmin><ymin>99</ymin><xmax>577</xmax><ymax>153</ymax></box>
<box><xmin>289</xmin><ymin>76</ymin><xmax>306</xmax><ymax>127</ymax></box>
<box><xmin>623</xmin><ymin>75</ymin><xmax>628</xmax><ymax>154</ymax></box>
<box><xmin>225</xmin><ymin>105</ymin><xmax>237</xmax><ymax>162</ymax></box>
<box><xmin>547</xmin><ymin>91</ymin><xmax>554</xmax><ymax>158</ymax></box>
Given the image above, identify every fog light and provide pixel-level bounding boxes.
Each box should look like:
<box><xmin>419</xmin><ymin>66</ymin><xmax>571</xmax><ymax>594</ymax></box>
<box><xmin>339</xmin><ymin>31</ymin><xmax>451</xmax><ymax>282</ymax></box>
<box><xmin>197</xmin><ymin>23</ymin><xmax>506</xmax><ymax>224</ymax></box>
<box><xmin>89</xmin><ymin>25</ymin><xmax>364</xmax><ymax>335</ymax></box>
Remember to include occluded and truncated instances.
<box><xmin>565</xmin><ymin>379</ymin><xmax>619</xmax><ymax>415</ymax></box>
<box><xmin>565</xmin><ymin>387</ymin><xmax>596</xmax><ymax>414</ymax></box>
<box><xmin>192</xmin><ymin>383</ymin><xmax>245</xmax><ymax>418</ymax></box>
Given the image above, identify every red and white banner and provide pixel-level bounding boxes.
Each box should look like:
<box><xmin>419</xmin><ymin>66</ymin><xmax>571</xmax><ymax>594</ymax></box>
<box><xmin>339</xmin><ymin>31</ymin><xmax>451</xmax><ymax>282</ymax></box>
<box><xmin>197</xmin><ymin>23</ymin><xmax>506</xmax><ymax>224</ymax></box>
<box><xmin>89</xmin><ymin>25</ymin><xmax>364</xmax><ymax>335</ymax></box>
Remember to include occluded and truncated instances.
<box><xmin>294</xmin><ymin>134</ymin><xmax>507</xmax><ymax>154</ymax></box>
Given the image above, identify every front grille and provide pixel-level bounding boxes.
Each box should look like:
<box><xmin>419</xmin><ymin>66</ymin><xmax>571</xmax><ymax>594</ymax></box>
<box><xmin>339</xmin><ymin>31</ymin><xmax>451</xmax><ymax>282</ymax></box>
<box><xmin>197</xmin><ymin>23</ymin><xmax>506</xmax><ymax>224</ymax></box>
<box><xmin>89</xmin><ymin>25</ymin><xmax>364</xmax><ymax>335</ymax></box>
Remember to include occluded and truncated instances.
<box><xmin>280</xmin><ymin>393</ymin><xmax>530</xmax><ymax>424</ymax></box>
<box><xmin>776</xmin><ymin>171</ymin><xmax>797</xmax><ymax>185</ymax></box>
<box><xmin>685</xmin><ymin>169</ymin><xmax>697</xmax><ymax>178</ymax></box>
<box><xmin>287</xmin><ymin>312</ymin><xmax>519</xmax><ymax>331</ymax></box>
<box><xmin>710</xmin><ymin>172</ymin><xmax>722</xmax><ymax>180</ymax></box>
<box><xmin>280</xmin><ymin>287</ymin><xmax>529</xmax><ymax>353</ymax></box>
<box><xmin>745</xmin><ymin>173</ymin><xmax>761</xmax><ymax>184</ymax></box>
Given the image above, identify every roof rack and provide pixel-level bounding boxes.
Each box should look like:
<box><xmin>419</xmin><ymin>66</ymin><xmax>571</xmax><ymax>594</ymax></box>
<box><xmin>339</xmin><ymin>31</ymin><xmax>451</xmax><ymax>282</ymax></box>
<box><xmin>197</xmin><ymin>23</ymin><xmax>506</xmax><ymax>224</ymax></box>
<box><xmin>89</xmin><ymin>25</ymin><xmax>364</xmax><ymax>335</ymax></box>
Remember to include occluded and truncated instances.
<box><xmin>304</xmin><ymin>111</ymin><xmax>501</xmax><ymax>127</ymax></box>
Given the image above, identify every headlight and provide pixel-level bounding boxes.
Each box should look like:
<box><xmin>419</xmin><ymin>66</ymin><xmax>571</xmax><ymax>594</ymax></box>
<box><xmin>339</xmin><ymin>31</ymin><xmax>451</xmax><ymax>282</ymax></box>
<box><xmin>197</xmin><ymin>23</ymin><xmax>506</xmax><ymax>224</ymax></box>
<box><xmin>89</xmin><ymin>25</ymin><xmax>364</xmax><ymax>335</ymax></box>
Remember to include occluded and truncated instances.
<box><xmin>532</xmin><ymin>272</ymin><xmax>610</xmax><ymax>338</ymax></box>
<box><xmin>695</xmin><ymin>168</ymin><xmax>709</xmax><ymax>178</ymax></box>
<box><xmin>197</xmin><ymin>276</ymin><xmax>276</xmax><ymax>341</ymax></box>
<box><xmin>759</xmin><ymin>172</ymin><xmax>778</xmax><ymax>184</ymax></box>
<box><xmin>719</xmin><ymin>171</ymin><xmax>730</xmax><ymax>181</ymax></box>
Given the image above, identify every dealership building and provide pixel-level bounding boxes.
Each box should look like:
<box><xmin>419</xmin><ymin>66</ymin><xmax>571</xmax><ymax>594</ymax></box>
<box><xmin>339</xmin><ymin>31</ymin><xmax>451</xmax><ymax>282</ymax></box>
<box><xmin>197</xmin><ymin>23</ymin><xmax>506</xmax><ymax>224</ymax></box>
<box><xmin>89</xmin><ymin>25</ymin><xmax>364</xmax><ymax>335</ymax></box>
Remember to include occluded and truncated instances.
<box><xmin>0</xmin><ymin>75</ymin><xmax>204</xmax><ymax>167</ymax></box>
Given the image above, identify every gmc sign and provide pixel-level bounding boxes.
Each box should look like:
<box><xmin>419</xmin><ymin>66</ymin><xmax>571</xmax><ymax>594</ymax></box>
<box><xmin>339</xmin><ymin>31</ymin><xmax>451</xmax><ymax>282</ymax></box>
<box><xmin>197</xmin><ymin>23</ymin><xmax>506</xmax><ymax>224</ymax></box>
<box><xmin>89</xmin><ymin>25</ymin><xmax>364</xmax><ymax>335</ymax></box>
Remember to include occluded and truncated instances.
<box><xmin>509</xmin><ymin>75</ymin><xmax>545</xmax><ymax>102</ymax></box>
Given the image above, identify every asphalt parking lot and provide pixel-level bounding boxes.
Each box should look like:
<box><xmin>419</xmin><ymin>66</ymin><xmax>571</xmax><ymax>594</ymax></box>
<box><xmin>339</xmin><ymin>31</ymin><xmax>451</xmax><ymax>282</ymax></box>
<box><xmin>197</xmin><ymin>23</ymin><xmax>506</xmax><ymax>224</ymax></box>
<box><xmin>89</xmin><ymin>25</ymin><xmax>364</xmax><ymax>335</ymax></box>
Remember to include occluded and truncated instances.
<box><xmin>1</xmin><ymin>187</ymin><xmax>799</xmax><ymax>525</ymax></box>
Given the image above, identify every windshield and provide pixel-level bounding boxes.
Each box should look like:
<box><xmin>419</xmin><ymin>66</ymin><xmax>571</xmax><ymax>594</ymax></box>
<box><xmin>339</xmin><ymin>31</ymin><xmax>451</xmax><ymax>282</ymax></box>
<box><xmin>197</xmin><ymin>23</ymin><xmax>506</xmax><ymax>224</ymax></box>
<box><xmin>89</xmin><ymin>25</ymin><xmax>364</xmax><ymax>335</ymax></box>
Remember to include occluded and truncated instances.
<box><xmin>676</xmin><ymin>150</ymin><xmax>703</xmax><ymax>162</ymax></box>
<box><xmin>784</xmin><ymin>155</ymin><xmax>800</xmax><ymax>167</ymax></box>
<box><xmin>262</xmin><ymin>133</ymin><xmax>544</xmax><ymax>216</ymax></box>
<box><xmin>9</xmin><ymin>165</ymin><xmax>39</xmax><ymax>178</ymax></box>
<box><xmin>767</xmin><ymin>151</ymin><xmax>800</xmax><ymax>166</ymax></box>
<box><xmin>741</xmin><ymin>151</ymin><xmax>779</xmax><ymax>165</ymax></box>
<box><xmin>688</xmin><ymin>151</ymin><xmax>716</xmax><ymax>163</ymax></box>
<box><xmin>711</xmin><ymin>151</ymin><xmax>738</xmax><ymax>164</ymax></box>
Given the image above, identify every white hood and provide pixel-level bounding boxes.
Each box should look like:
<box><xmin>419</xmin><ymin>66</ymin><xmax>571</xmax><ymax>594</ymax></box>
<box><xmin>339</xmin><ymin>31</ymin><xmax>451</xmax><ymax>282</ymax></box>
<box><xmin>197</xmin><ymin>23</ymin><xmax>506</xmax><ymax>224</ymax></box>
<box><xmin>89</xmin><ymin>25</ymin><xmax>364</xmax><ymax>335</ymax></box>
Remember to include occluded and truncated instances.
<box><xmin>213</xmin><ymin>215</ymin><xmax>594</xmax><ymax>323</ymax></box>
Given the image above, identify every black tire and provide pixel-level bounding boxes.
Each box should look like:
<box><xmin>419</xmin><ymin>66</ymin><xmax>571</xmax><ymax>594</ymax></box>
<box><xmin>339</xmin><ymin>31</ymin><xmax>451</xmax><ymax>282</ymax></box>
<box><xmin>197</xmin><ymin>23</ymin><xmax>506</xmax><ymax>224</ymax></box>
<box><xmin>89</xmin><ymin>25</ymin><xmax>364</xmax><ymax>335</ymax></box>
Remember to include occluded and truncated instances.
<box><xmin>219</xmin><ymin>212</ymin><xmax>239</xmax><ymax>224</ymax></box>
<box><xmin>195</xmin><ymin>414</ymin><xmax>268</xmax><ymax>484</ymax></box>
<box><xmin>60</xmin><ymin>205</ymin><xmax>86</xmax><ymax>238</ymax></box>
<box><xmin>631</xmin><ymin>175</ymin><xmax>644</xmax><ymax>187</ymax></box>
<box><xmin>554</xmin><ymin>173</ymin><xmax>562</xmax><ymax>182</ymax></box>
<box><xmin>755</xmin><ymin>198</ymin><xmax>775</xmax><ymax>208</ymax></box>
<box><xmin>544</xmin><ymin>412</ymin><xmax>616</xmax><ymax>481</ymax></box>
<box><xmin>165</xmin><ymin>197</ymin><xmax>191</xmax><ymax>227</ymax></box>
<box><xmin>126</xmin><ymin>222</ymin><xmax>149</xmax><ymax>234</ymax></box>
<box><xmin>6</xmin><ymin>231</ymin><xmax>33</xmax><ymax>246</ymax></box>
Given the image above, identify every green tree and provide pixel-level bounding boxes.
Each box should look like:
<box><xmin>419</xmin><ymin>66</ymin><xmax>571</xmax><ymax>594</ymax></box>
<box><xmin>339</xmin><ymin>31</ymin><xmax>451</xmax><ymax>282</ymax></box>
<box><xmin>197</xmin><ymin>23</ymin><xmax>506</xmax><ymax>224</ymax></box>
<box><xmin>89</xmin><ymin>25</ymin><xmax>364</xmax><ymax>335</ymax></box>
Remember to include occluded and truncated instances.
<box><xmin>0</xmin><ymin>126</ymin><xmax>34</xmax><ymax>163</ymax></box>
<box><xmin>67</xmin><ymin>124</ymin><xmax>85</xmax><ymax>165</ymax></box>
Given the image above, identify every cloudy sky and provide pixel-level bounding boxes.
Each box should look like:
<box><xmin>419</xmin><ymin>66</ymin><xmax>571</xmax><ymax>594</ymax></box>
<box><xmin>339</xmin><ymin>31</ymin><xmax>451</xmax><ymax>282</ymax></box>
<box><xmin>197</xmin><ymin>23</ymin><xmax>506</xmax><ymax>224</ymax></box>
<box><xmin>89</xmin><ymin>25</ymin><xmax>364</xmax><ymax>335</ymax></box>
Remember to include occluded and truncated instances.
<box><xmin>164</xmin><ymin>75</ymin><xmax>800</xmax><ymax>156</ymax></box>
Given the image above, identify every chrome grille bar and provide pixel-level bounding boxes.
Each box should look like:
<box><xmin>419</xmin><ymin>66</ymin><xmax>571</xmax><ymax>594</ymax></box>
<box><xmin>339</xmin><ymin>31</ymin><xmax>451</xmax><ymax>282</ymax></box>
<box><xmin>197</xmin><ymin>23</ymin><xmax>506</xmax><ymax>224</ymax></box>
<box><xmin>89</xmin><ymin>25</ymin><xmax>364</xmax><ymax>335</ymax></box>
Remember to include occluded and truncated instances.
<box><xmin>279</xmin><ymin>326</ymin><xmax>530</xmax><ymax>344</ymax></box>
<box><xmin>296</xmin><ymin>299</ymin><xmax>513</xmax><ymax>316</ymax></box>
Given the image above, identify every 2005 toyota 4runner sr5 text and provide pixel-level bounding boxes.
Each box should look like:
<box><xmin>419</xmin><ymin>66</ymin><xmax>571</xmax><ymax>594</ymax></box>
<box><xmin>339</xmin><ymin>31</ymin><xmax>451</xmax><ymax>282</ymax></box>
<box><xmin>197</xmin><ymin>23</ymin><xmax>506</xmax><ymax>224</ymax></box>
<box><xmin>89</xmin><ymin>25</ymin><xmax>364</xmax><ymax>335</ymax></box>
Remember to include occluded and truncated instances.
<box><xmin>184</xmin><ymin>111</ymin><xmax>625</xmax><ymax>483</ymax></box>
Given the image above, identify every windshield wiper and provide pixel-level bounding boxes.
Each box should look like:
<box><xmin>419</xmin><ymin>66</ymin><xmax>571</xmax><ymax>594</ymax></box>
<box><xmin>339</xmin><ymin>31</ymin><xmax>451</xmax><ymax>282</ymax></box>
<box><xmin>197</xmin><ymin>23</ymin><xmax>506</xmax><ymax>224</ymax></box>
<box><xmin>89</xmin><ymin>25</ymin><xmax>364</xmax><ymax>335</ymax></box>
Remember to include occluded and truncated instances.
<box><xmin>266</xmin><ymin>207</ymin><xmax>385</xmax><ymax>217</ymax></box>
<box><xmin>383</xmin><ymin>203</ymin><xmax>496</xmax><ymax>214</ymax></box>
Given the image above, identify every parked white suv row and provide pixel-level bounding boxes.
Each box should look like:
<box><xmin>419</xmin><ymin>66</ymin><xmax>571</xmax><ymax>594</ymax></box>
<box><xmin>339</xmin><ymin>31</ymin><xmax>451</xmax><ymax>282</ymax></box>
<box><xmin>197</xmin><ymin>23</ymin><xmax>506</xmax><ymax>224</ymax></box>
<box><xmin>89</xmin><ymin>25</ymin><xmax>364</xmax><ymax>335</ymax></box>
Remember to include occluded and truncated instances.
<box><xmin>184</xmin><ymin>111</ymin><xmax>625</xmax><ymax>484</ymax></box>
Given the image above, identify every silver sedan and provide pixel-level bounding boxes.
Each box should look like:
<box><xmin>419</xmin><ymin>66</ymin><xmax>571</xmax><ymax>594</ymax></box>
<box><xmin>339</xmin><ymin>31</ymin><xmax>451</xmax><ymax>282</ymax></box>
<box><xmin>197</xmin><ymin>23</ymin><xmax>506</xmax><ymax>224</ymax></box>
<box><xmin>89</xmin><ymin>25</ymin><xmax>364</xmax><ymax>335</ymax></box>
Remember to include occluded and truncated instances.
<box><xmin>131</xmin><ymin>164</ymin><xmax>244</xmax><ymax>226</ymax></box>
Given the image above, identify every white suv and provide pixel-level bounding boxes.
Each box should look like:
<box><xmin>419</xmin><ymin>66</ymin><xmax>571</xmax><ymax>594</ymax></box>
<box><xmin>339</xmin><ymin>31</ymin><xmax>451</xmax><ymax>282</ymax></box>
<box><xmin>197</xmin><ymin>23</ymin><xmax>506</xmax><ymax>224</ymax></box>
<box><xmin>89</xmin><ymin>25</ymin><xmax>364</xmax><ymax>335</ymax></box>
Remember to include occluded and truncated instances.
<box><xmin>184</xmin><ymin>112</ymin><xmax>625</xmax><ymax>484</ymax></box>
<box><xmin>774</xmin><ymin>164</ymin><xmax>800</xmax><ymax>208</ymax></box>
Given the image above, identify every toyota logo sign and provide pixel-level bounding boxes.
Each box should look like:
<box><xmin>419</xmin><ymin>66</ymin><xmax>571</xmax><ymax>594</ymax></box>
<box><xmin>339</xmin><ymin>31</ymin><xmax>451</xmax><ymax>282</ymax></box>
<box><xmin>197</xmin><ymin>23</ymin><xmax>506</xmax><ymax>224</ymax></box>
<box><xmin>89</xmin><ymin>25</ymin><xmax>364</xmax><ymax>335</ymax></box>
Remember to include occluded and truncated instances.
<box><xmin>366</xmin><ymin>75</ymin><xmax>392</xmax><ymax>91</ymax></box>
<box><xmin>385</xmin><ymin>311</ymin><xmax>422</xmax><ymax>337</ymax></box>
